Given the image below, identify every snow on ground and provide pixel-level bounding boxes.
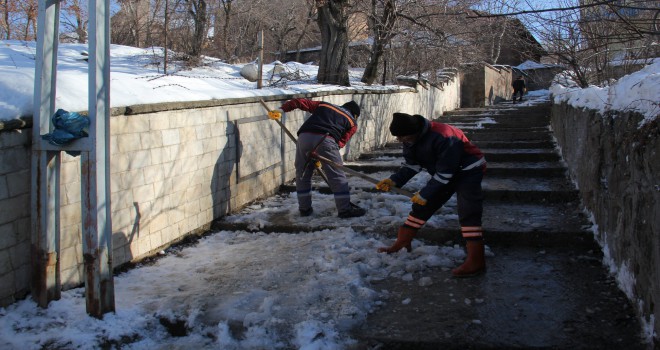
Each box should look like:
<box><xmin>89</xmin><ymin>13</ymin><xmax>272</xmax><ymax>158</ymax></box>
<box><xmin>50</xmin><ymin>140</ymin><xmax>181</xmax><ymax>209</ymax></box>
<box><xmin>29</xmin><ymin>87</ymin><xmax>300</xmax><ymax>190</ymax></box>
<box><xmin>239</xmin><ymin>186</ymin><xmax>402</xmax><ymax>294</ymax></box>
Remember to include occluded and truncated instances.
<box><xmin>0</xmin><ymin>196</ymin><xmax>472</xmax><ymax>349</ymax></box>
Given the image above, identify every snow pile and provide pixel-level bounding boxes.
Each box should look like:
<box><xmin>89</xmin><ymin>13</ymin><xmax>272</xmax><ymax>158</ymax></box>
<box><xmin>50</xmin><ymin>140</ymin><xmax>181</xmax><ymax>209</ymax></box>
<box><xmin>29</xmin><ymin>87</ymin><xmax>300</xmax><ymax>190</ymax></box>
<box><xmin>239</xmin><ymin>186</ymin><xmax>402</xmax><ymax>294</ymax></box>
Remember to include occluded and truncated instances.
<box><xmin>550</xmin><ymin>61</ymin><xmax>660</xmax><ymax>125</ymax></box>
<box><xmin>0</xmin><ymin>227</ymin><xmax>469</xmax><ymax>349</ymax></box>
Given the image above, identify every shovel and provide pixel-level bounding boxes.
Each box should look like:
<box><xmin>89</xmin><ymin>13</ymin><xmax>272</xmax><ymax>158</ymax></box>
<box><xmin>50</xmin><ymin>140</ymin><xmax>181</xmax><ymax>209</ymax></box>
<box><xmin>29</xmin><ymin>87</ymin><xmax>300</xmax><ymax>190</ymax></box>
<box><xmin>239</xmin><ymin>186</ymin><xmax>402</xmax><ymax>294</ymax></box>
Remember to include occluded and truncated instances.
<box><xmin>259</xmin><ymin>99</ymin><xmax>329</xmax><ymax>183</ymax></box>
<box><xmin>309</xmin><ymin>151</ymin><xmax>415</xmax><ymax>198</ymax></box>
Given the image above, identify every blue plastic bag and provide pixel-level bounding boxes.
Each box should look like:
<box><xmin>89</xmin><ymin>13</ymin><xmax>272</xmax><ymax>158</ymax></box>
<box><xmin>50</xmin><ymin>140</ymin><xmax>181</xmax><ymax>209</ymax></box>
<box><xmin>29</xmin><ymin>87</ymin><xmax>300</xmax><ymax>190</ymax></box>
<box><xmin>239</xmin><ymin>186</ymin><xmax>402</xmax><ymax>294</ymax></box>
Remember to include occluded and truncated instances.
<box><xmin>41</xmin><ymin>109</ymin><xmax>90</xmax><ymax>146</ymax></box>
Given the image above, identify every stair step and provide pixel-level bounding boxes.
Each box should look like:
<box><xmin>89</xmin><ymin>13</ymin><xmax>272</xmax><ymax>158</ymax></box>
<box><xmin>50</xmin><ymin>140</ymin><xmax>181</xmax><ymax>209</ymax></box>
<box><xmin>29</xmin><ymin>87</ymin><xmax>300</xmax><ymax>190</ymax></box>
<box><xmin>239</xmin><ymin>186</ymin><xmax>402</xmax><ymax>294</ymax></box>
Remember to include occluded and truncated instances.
<box><xmin>357</xmin><ymin>244</ymin><xmax>641</xmax><ymax>349</ymax></box>
<box><xmin>343</xmin><ymin>161</ymin><xmax>567</xmax><ymax>178</ymax></box>
<box><xmin>384</xmin><ymin>140</ymin><xmax>557</xmax><ymax>149</ymax></box>
<box><xmin>472</xmin><ymin>140</ymin><xmax>556</xmax><ymax>149</ymax></box>
<box><xmin>213</xmin><ymin>199</ymin><xmax>591</xmax><ymax>248</ymax></box>
<box><xmin>464</xmin><ymin>130</ymin><xmax>553</xmax><ymax>141</ymax></box>
<box><xmin>280</xmin><ymin>175</ymin><xmax>578</xmax><ymax>202</ymax></box>
<box><xmin>359</xmin><ymin>149</ymin><xmax>560</xmax><ymax>162</ymax></box>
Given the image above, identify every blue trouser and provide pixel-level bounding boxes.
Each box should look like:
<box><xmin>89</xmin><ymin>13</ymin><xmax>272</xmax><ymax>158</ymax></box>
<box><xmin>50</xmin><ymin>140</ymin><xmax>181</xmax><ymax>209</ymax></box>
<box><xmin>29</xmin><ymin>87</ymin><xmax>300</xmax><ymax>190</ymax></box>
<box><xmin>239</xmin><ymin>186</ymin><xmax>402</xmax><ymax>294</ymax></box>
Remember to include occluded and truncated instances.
<box><xmin>295</xmin><ymin>133</ymin><xmax>352</xmax><ymax>213</ymax></box>
<box><xmin>405</xmin><ymin>168</ymin><xmax>484</xmax><ymax>240</ymax></box>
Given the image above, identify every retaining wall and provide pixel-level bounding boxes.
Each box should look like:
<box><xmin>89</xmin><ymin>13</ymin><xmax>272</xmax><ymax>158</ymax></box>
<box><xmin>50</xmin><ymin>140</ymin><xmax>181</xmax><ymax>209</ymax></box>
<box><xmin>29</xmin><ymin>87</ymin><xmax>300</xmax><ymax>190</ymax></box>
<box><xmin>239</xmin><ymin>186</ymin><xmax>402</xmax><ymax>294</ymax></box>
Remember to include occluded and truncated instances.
<box><xmin>551</xmin><ymin>102</ymin><xmax>659</xmax><ymax>343</ymax></box>
<box><xmin>460</xmin><ymin>63</ymin><xmax>513</xmax><ymax>107</ymax></box>
<box><xmin>0</xmin><ymin>79</ymin><xmax>460</xmax><ymax>307</ymax></box>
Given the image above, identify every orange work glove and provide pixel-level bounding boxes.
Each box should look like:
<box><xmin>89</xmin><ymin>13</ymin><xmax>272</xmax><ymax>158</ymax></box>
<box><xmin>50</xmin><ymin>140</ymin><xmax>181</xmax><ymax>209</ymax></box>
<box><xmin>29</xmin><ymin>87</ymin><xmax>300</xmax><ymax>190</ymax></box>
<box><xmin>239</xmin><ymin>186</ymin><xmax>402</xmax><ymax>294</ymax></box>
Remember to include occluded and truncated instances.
<box><xmin>375</xmin><ymin>178</ymin><xmax>395</xmax><ymax>192</ymax></box>
<box><xmin>268</xmin><ymin>108</ymin><xmax>283</xmax><ymax>120</ymax></box>
<box><xmin>411</xmin><ymin>192</ymin><xmax>427</xmax><ymax>206</ymax></box>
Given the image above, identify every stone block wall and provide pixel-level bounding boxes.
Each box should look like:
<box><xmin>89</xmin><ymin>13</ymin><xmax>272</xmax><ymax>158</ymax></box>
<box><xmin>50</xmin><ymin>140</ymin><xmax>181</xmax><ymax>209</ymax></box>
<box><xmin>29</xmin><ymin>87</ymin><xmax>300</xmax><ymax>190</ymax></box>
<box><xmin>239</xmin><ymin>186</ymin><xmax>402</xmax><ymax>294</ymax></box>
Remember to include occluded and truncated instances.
<box><xmin>0</xmin><ymin>129</ymin><xmax>31</xmax><ymax>307</ymax></box>
<box><xmin>551</xmin><ymin>102</ymin><xmax>659</xmax><ymax>343</ymax></box>
<box><xmin>461</xmin><ymin>63</ymin><xmax>512</xmax><ymax>107</ymax></box>
<box><xmin>0</xmin><ymin>78</ymin><xmax>460</xmax><ymax>307</ymax></box>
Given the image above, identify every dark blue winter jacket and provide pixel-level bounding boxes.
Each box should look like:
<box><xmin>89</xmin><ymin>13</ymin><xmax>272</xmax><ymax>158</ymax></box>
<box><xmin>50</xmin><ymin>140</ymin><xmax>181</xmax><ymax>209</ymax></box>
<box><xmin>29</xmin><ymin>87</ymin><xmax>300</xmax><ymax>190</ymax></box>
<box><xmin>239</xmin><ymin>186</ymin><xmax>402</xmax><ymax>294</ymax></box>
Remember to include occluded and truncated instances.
<box><xmin>390</xmin><ymin>117</ymin><xmax>486</xmax><ymax>200</ymax></box>
<box><xmin>282</xmin><ymin>98</ymin><xmax>357</xmax><ymax>148</ymax></box>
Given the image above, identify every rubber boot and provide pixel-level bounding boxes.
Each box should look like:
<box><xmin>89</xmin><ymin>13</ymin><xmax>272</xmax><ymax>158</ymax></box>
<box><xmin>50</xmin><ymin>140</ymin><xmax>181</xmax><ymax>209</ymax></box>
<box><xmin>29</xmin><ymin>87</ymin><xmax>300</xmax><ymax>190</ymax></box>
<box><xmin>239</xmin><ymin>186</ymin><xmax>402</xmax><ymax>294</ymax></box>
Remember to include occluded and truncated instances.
<box><xmin>452</xmin><ymin>240</ymin><xmax>486</xmax><ymax>277</ymax></box>
<box><xmin>378</xmin><ymin>226</ymin><xmax>417</xmax><ymax>253</ymax></box>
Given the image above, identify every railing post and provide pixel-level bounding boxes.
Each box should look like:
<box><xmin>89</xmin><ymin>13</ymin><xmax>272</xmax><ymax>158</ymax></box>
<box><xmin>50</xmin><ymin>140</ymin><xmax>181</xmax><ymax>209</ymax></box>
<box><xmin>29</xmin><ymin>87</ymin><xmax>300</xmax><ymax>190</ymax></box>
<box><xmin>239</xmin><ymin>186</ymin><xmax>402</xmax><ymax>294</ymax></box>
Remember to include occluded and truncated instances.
<box><xmin>31</xmin><ymin>0</ymin><xmax>115</xmax><ymax>317</ymax></box>
<box><xmin>81</xmin><ymin>0</ymin><xmax>115</xmax><ymax>318</ymax></box>
<box><xmin>31</xmin><ymin>0</ymin><xmax>62</xmax><ymax>308</ymax></box>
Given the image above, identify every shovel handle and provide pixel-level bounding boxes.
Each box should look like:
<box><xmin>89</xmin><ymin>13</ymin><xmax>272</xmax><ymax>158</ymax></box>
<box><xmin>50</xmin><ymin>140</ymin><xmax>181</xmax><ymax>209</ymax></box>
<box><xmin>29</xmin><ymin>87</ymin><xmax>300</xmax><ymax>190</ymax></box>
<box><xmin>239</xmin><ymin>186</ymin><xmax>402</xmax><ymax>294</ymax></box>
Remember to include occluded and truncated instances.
<box><xmin>310</xmin><ymin>152</ymin><xmax>415</xmax><ymax>198</ymax></box>
<box><xmin>259</xmin><ymin>99</ymin><xmax>297</xmax><ymax>142</ymax></box>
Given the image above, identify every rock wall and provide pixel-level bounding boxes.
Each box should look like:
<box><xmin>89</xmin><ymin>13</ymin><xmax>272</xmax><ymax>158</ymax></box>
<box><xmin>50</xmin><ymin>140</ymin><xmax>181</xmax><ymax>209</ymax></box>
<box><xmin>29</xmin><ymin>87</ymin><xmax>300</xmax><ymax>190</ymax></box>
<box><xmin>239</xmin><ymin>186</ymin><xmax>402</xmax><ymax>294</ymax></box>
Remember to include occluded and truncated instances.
<box><xmin>551</xmin><ymin>102</ymin><xmax>659</xmax><ymax>343</ymax></box>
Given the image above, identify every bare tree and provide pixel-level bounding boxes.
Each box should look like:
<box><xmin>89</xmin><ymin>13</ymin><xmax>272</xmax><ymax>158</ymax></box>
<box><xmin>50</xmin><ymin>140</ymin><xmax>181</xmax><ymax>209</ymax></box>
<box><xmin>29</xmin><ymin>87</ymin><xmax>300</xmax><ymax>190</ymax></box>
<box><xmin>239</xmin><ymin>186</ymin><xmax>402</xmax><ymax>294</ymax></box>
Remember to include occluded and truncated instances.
<box><xmin>360</xmin><ymin>0</ymin><xmax>397</xmax><ymax>84</ymax></box>
<box><xmin>112</xmin><ymin>0</ymin><xmax>151</xmax><ymax>47</ymax></box>
<box><xmin>473</xmin><ymin>0</ymin><xmax>660</xmax><ymax>87</ymax></box>
<box><xmin>264</xmin><ymin>0</ymin><xmax>316</xmax><ymax>62</ymax></box>
<box><xmin>186</xmin><ymin>0</ymin><xmax>208</xmax><ymax>59</ymax></box>
<box><xmin>0</xmin><ymin>0</ymin><xmax>19</xmax><ymax>39</ymax></box>
<box><xmin>61</xmin><ymin>0</ymin><xmax>88</xmax><ymax>43</ymax></box>
<box><xmin>18</xmin><ymin>0</ymin><xmax>37</xmax><ymax>41</ymax></box>
<box><xmin>316</xmin><ymin>0</ymin><xmax>351</xmax><ymax>86</ymax></box>
<box><xmin>350</xmin><ymin>0</ymin><xmax>487</xmax><ymax>85</ymax></box>
<box><xmin>289</xmin><ymin>1</ymin><xmax>320</xmax><ymax>63</ymax></box>
<box><xmin>214</xmin><ymin>0</ymin><xmax>234</xmax><ymax>60</ymax></box>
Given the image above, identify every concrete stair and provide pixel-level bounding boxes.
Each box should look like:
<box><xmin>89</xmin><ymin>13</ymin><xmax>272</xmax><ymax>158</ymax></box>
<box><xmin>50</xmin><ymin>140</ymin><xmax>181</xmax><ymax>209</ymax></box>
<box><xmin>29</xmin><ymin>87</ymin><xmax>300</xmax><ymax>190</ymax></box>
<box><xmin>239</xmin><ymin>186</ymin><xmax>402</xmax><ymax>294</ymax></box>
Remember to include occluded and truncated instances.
<box><xmin>212</xmin><ymin>101</ymin><xmax>647</xmax><ymax>349</ymax></box>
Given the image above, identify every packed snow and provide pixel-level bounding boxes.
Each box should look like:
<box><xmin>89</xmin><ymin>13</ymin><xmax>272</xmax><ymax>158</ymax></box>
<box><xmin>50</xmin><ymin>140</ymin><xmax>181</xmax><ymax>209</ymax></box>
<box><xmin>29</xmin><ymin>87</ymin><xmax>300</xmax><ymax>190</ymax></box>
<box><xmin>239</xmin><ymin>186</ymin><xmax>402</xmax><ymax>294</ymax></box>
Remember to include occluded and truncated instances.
<box><xmin>0</xmin><ymin>190</ymin><xmax>480</xmax><ymax>349</ymax></box>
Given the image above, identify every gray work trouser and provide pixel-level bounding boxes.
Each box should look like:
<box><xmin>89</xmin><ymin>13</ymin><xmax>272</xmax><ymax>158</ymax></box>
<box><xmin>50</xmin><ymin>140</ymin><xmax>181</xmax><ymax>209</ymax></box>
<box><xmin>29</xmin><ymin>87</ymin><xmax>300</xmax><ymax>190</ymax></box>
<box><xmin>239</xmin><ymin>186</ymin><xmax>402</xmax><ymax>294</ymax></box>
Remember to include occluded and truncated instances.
<box><xmin>295</xmin><ymin>133</ymin><xmax>351</xmax><ymax>213</ymax></box>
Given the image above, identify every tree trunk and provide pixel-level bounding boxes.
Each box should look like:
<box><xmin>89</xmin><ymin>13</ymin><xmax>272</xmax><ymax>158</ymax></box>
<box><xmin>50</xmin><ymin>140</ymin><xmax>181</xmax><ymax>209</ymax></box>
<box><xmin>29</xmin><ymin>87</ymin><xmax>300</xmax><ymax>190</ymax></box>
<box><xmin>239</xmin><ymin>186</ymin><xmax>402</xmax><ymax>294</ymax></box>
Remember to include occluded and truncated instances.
<box><xmin>189</xmin><ymin>0</ymin><xmax>207</xmax><ymax>58</ymax></box>
<box><xmin>361</xmin><ymin>0</ymin><xmax>396</xmax><ymax>85</ymax></box>
<box><xmin>3</xmin><ymin>0</ymin><xmax>11</xmax><ymax>39</ymax></box>
<box><xmin>316</xmin><ymin>0</ymin><xmax>350</xmax><ymax>86</ymax></box>
<box><xmin>361</xmin><ymin>41</ymin><xmax>384</xmax><ymax>84</ymax></box>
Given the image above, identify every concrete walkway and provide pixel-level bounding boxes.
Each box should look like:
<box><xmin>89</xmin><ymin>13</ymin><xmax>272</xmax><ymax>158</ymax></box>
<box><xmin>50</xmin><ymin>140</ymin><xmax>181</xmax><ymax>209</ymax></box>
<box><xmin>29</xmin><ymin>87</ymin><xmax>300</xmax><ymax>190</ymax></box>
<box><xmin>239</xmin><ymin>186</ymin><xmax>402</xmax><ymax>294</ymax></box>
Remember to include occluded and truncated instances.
<box><xmin>214</xmin><ymin>102</ymin><xmax>648</xmax><ymax>349</ymax></box>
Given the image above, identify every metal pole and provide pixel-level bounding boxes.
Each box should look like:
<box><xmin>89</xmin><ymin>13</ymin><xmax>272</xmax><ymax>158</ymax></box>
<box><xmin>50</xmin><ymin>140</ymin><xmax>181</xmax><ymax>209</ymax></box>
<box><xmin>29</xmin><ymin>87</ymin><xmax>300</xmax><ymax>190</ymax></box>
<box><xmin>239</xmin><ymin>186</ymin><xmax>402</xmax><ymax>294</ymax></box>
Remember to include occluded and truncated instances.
<box><xmin>81</xmin><ymin>0</ymin><xmax>115</xmax><ymax>318</ymax></box>
<box><xmin>31</xmin><ymin>0</ymin><xmax>62</xmax><ymax>308</ymax></box>
<box><xmin>257</xmin><ymin>30</ymin><xmax>263</xmax><ymax>89</ymax></box>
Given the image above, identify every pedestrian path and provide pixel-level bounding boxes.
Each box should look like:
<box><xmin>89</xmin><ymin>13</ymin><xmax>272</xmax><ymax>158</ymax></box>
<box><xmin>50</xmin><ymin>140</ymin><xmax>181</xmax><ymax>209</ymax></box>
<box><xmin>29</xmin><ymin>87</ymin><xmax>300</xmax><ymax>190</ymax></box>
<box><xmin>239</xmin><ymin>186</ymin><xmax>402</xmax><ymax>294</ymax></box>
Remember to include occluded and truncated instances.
<box><xmin>213</xmin><ymin>101</ymin><xmax>648</xmax><ymax>349</ymax></box>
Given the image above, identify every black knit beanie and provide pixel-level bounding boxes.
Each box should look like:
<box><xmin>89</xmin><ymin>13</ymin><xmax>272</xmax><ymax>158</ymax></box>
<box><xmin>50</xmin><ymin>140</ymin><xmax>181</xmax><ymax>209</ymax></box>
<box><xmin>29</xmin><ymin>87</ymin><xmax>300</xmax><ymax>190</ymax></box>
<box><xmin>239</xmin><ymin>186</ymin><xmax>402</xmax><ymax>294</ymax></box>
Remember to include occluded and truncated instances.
<box><xmin>342</xmin><ymin>101</ymin><xmax>360</xmax><ymax>118</ymax></box>
<box><xmin>390</xmin><ymin>113</ymin><xmax>424</xmax><ymax>136</ymax></box>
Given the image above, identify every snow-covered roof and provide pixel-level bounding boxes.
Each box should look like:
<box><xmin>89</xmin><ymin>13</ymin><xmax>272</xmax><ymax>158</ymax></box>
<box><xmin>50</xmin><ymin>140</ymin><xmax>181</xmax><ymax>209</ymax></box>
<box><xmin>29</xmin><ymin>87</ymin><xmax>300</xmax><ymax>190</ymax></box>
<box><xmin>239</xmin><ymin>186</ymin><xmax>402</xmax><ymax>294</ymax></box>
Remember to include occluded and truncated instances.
<box><xmin>515</xmin><ymin>60</ymin><xmax>560</xmax><ymax>70</ymax></box>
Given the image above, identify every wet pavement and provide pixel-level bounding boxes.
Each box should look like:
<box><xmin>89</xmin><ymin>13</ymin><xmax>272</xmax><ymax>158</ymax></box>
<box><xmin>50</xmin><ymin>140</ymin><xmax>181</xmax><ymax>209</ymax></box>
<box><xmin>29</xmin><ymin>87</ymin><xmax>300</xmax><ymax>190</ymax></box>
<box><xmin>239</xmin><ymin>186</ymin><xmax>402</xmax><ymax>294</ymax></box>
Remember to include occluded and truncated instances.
<box><xmin>214</xmin><ymin>101</ymin><xmax>650</xmax><ymax>349</ymax></box>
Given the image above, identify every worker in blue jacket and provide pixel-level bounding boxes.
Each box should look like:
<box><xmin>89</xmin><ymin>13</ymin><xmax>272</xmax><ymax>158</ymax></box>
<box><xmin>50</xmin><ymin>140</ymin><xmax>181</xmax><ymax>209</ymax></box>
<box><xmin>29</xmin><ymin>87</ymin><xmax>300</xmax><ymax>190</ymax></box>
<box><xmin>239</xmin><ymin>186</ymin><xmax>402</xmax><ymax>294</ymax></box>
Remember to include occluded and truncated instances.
<box><xmin>269</xmin><ymin>99</ymin><xmax>366</xmax><ymax>219</ymax></box>
<box><xmin>376</xmin><ymin>112</ymin><xmax>487</xmax><ymax>277</ymax></box>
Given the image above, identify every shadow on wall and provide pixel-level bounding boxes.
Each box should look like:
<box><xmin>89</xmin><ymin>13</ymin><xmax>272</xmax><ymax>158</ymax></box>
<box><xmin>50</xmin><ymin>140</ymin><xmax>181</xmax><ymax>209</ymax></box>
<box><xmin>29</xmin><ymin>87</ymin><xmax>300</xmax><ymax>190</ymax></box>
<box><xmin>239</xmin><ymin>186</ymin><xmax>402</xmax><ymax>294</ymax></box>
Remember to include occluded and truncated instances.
<box><xmin>362</xmin><ymin>96</ymin><xmax>399</xmax><ymax>150</ymax></box>
<box><xmin>112</xmin><ymin>201</ymin><xmax>139</xmax><ymax>265</ymax></box>
<box><xmin>211</xmin><ymin>118</ymin><xmax>239</xmax><ymax>219</ymax></box>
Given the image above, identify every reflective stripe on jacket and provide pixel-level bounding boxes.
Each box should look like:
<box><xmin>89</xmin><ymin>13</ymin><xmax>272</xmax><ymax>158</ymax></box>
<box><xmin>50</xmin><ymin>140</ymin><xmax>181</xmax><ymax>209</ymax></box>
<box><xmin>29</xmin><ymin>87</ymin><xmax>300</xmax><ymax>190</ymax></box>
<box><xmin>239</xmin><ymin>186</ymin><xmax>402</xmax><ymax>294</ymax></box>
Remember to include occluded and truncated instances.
<box><xmin>390</xmin><ymin>118</ymin><xmax>485</xmax><ymax>199</ymax></box>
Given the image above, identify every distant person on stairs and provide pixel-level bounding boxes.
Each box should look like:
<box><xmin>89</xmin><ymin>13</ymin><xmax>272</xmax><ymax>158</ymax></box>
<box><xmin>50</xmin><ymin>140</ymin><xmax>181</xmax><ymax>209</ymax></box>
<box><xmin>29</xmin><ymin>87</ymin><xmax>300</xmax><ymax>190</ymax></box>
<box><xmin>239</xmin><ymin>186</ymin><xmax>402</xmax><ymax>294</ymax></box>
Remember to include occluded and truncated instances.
<box><xmin>268</xmin><ymin>98</ymin><xmax>366</xmax><ymax>219</ymax></box>
<box><xmin>375</xmin><ymin>113</ymin><xmax>487</xmax><ymax>277</ymax></box>
<box><xmin>512</xmin><ymin>75</ymin><xmax>526</xmax><ymax>103</ymax></box>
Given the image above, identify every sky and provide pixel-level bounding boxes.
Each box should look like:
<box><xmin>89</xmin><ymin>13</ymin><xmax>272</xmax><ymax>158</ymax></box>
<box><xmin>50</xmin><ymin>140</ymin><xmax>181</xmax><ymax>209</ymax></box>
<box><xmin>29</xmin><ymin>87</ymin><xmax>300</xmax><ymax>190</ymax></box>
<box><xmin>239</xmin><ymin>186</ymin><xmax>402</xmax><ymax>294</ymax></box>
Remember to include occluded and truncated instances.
<box><xmin>0</xmin><ymin>40</ymin><xmax>658</xmax><ymax>348</ymax></box>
